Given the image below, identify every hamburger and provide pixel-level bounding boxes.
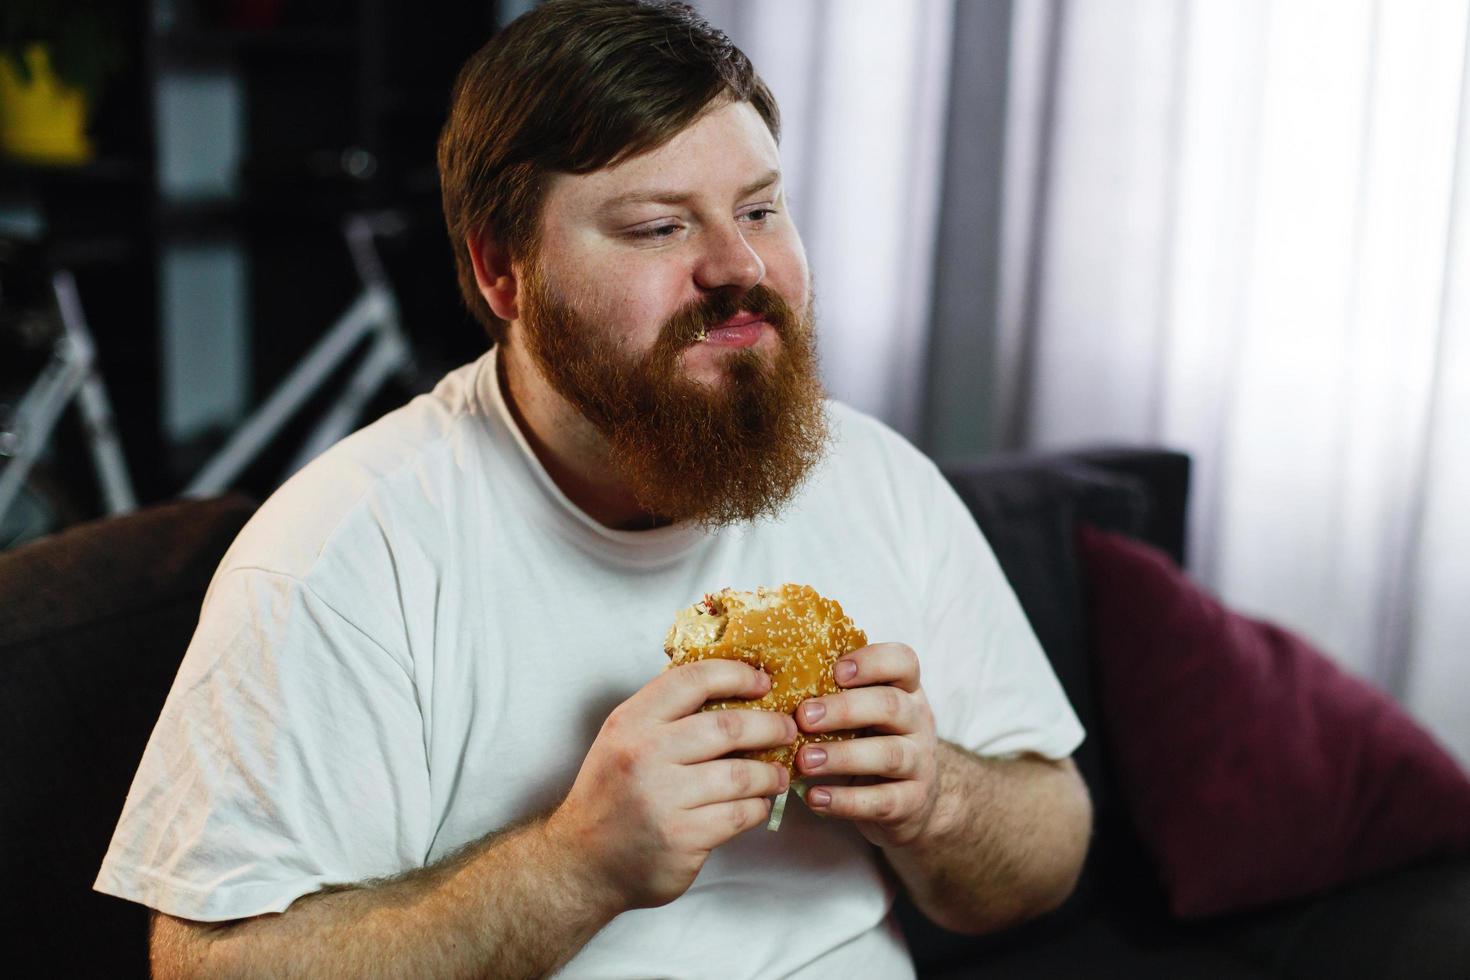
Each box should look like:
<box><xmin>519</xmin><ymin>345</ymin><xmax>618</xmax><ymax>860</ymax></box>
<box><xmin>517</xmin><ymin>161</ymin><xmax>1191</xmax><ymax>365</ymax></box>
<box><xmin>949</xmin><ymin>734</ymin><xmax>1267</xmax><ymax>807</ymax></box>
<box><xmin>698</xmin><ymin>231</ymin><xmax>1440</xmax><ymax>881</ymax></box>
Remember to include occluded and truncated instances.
<box><xmin>663</xmin><ymin>583</ymin><xmax>868</xmax><ymax>778</ymax></box>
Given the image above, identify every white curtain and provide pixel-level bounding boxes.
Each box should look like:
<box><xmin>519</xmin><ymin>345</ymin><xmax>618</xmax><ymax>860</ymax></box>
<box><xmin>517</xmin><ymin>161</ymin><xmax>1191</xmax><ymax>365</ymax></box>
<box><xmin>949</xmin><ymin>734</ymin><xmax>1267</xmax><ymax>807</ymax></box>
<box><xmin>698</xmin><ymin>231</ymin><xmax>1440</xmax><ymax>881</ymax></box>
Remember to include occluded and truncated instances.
<box><xmin>692</xmin><ymin>0</ymin><xmax>955</xmax><ymax>439</ymax></box>
<box><xmin>1002</xmin><ymin>0</ymin><xmax>1470</xmax><ymax>766</ymax></box>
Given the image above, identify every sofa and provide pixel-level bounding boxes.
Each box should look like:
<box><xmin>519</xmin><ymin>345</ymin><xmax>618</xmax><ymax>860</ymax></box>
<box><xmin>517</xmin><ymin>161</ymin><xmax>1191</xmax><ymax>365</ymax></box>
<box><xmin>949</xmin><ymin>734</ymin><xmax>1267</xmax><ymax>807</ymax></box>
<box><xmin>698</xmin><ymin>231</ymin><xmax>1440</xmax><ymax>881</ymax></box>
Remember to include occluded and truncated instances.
<box><xmin>1</xmin><ymin>448</ymin><xmax>1466</xmax><ymax>978</ymax></box>
<box><xmin>902</xmin><ymin>449</ymin><xmax>1470</xmax><ymax>979</ymax></box>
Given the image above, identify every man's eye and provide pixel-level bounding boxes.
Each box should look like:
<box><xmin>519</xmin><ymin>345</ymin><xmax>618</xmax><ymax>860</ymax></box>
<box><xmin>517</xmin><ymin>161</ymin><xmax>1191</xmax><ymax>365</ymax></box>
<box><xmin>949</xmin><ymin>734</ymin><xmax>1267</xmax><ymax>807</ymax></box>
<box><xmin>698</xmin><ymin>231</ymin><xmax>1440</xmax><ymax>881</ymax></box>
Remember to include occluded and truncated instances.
<box><xmin>742</xmin><ymin>208</ymin><xmax>777</xmax><ymax>223</ymax></box>
<box><xmin>629</xmin><ymin>224</ymin><xmax>681</xmax><ymax>240</ymax></box>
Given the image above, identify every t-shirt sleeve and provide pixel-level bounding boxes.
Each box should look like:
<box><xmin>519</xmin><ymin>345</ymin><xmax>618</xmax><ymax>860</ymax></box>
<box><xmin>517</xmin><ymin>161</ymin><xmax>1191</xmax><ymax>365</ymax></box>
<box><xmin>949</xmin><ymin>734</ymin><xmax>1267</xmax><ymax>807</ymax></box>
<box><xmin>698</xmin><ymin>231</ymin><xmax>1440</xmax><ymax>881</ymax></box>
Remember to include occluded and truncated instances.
<box><xmin>914</xmin><ymin>460</ymin><xmax>1085</xmax><ymax>761</ymax></box>
<box><xmin>94</xmin><ymin>567</ymin><xmax>431</xmax><ymax>922</ymax></box>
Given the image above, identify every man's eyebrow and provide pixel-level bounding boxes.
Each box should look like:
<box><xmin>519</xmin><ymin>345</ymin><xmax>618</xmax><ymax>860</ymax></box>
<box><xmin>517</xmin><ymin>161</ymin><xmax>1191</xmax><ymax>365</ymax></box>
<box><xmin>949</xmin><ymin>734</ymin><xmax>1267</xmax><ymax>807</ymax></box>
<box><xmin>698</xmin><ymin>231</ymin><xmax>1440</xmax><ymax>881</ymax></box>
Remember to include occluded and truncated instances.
<box><xmin>596</xmin><ymin>169</ymin><xmax>781</xmax><ymax>213</ymax></box>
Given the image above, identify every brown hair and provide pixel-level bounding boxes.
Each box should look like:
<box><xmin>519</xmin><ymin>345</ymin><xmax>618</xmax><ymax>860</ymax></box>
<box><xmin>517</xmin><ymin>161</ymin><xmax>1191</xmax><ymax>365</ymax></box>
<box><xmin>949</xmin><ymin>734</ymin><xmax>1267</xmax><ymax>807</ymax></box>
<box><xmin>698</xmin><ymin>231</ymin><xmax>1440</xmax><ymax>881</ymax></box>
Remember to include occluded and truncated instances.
<box><xmin>438</xmin><ymin>0</ymin><xmax>781</xmax><ymax>345</ymax></box>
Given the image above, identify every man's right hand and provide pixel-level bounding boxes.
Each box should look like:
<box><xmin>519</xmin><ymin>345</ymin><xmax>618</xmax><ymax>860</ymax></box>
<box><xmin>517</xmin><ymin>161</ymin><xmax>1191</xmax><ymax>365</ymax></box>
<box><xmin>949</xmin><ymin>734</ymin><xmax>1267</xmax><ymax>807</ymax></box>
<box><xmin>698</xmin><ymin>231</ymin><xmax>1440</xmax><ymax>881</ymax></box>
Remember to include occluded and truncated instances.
<box><xmin>546</xmin><ymin>660</ymin><xmax>796</xmax><ymax>911</ymax></box>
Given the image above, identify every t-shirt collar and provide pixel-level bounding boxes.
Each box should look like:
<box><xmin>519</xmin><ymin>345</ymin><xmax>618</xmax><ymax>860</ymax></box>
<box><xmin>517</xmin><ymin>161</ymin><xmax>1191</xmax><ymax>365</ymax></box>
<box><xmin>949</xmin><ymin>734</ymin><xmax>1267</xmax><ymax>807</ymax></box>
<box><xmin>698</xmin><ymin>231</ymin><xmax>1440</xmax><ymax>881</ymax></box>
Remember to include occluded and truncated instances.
<box><xmin>472</xmin><ymin>346</ymin><xmax>711</xmax><ymax>567</ymax></box>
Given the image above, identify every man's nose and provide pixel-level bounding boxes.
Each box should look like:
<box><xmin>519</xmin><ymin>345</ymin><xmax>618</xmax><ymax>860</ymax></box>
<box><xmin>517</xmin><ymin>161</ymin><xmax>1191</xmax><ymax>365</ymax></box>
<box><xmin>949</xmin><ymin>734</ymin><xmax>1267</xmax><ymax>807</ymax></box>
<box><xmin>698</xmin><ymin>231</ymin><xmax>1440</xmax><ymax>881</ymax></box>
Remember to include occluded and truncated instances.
<box><xmin>693</xmin><ymin>221</ymin><xmax>765</xmax><ymax>293</ymax></box>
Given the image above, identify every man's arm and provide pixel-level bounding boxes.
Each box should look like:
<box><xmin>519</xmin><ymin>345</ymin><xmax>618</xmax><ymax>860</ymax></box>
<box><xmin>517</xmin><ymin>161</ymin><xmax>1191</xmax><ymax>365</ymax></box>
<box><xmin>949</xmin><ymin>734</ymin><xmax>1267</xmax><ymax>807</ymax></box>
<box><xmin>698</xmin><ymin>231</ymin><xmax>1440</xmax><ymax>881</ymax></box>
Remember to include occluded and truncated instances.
<box><xmin>794</xmin><ymin>643</ymin><xmax>1092</xmax><ymax>935</ymax></box>
<box><xmin>152</xmin><ymin>659</ymin><xmax>796</xmax><ymax>979</ymax></box>
<box><xmin>880</xmin><ymin>745</ymin><xmax>1091</xmax><ymax>934</ymax></box>
<box><xmin>152</xmin><ymin>813</ymin><xmax>617</xmax><ymax>980</ymax></box>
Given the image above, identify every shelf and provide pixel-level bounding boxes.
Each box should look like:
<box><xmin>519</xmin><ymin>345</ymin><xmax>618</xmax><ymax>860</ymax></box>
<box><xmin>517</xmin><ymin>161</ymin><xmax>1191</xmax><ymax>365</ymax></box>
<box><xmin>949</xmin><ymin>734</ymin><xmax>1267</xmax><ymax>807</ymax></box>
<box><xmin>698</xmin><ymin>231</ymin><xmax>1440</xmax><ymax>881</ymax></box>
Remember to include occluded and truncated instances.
<box><xmin>0</xmin><ymin>157</ymin><xmax>151</xmax><ymax>188</ymax></box>
<box><xmin>156</xmin><ymin>28</ymin><xmax>357</xmax><ymax>64</ymax></box>
<box><xmin>156</xmin><ymin>186</ymin><xmax>382</xmax><ymax>237</ymax></box>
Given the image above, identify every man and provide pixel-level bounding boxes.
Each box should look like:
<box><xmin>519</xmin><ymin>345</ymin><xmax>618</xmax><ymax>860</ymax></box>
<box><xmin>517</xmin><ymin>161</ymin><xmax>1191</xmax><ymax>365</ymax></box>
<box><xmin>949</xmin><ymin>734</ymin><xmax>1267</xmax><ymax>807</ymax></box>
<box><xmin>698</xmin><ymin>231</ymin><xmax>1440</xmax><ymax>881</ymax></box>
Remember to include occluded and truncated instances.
<box><xmin>97</xmin><ymin>2</ymin><xmax>1091</xmax><ymax>976</ymax></box>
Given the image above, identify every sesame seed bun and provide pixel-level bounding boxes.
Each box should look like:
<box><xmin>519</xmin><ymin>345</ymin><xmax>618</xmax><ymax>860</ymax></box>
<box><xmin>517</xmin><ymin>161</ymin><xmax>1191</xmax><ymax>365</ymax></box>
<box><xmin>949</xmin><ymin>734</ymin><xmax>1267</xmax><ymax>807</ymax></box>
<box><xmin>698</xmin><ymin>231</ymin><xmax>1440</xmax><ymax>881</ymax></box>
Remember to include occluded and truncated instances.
<box><xmin>663</xmin><ymin>584</ymin><xmax>868</xmax><ymax>774</ymax></box>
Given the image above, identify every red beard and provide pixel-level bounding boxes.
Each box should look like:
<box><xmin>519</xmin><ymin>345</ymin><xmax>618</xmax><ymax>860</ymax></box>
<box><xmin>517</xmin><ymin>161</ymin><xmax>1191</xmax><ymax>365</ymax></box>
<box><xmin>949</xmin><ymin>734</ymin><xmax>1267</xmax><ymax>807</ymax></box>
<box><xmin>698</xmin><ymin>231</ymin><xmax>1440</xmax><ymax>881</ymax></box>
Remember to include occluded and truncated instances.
<box><xmin>516</xmin><ymin>264</ymin><xmax>830</xmax><ymax>528</ymax></box>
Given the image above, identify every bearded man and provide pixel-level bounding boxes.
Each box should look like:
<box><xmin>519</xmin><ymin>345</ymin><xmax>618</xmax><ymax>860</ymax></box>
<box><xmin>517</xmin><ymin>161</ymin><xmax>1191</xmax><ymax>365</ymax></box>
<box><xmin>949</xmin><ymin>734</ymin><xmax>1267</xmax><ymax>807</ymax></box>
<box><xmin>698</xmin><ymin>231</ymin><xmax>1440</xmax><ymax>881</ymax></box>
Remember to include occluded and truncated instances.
<box><xmin>97</xmin><ymin>2</ymin><xmax>1091</xmax><ymax>977</ymax></box>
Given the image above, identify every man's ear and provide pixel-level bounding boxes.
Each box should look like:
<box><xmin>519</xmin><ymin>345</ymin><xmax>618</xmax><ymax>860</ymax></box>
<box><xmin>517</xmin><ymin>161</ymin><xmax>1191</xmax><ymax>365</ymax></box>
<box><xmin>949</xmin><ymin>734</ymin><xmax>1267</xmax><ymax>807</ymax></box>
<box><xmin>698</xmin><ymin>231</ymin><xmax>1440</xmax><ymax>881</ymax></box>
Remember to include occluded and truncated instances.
<box><xmin>466</xmin><ymin>231</ymin><xmax>521</xmax><ymax>322</ymax></box>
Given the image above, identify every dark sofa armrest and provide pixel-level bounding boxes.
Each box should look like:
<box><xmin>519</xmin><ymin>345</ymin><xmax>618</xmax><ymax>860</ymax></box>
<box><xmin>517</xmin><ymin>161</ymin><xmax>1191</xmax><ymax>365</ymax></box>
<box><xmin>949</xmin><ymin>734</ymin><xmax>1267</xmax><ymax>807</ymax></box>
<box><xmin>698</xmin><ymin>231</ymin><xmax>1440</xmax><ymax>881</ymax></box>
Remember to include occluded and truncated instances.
<box><xmin>0</xmin><ymin>494</ymin><xmax>256</xmax><ymax>978</ymax></box>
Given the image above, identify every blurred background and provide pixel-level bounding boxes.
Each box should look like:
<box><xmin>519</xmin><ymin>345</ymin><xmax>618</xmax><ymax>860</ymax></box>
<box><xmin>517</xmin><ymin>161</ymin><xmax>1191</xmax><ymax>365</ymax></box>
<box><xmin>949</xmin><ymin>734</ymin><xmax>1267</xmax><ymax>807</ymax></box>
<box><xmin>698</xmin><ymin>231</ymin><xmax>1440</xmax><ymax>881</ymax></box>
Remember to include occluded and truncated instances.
<box><xmin>1</xmin><ymin>0</ymin><xmax>1465</xmax><ymax>763</ymax></box>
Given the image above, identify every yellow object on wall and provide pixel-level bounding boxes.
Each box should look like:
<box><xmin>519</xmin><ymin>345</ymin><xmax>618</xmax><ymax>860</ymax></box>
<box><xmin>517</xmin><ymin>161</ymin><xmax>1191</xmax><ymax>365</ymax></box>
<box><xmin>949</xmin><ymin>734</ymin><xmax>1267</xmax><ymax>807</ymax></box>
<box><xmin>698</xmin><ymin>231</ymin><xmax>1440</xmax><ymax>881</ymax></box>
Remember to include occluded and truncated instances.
<box><xmin>0</xmin><ymin>43</ymin><xmax>93</xmax><ymax>165</ymax></box>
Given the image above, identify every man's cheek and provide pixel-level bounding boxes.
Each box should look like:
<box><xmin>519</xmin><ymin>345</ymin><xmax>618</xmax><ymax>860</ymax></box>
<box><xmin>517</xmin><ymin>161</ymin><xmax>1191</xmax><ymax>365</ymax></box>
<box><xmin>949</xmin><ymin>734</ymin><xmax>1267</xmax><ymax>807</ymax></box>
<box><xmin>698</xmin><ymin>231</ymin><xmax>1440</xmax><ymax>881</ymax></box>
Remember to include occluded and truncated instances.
<box><xmin>763</xmin><ymin>237</ymin><xmax>810</xmax><ymax>303</ymax></box>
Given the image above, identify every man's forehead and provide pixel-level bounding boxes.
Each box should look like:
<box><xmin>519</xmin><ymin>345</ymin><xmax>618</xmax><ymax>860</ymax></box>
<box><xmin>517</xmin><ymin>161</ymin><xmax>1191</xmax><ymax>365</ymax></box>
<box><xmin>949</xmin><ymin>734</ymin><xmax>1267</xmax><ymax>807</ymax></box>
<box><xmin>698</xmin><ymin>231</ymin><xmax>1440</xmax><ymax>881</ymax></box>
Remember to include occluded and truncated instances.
<box><xmin>551</xmin><ymin>100</ymin><xmax>782</xmax><ymax>212</ymax></box>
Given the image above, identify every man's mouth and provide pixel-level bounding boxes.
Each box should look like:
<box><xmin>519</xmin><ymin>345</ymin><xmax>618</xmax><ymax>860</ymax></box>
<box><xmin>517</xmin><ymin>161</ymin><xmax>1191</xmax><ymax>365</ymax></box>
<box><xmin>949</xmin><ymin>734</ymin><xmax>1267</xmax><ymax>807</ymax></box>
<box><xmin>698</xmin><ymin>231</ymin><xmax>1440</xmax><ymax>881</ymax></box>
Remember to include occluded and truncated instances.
<box><xmin>698</xmin><ymin>312</ymin><xmax>768</xmax><ymax>348</ymax></box>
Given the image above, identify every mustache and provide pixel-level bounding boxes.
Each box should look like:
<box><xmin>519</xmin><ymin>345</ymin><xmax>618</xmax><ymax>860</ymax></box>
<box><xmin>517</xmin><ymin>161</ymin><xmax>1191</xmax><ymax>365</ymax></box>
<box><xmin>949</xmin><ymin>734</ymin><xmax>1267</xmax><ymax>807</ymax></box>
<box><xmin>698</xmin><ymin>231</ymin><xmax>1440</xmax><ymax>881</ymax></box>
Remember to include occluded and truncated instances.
<box><xmin>657</xmin><ymin>283</ymin><xmax>798</xmax><ymax>350</ymax></box>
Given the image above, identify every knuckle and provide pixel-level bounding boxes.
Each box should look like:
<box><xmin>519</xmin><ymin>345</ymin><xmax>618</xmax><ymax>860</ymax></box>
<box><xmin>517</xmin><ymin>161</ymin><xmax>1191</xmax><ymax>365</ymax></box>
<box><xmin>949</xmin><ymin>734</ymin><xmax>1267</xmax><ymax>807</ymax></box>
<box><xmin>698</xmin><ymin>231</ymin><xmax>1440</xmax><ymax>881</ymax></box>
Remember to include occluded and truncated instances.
<box><xmin>874</xmin><ymin>786</ymin><xmax>900</xmax><ymax>822</ymax></box>
<box><xmin>704</xmin><ymin>657</ymin><xmax>752</xmax><ymax>688</ymax></box>
<box><xmin>655</xmin><ymin>815</ymin><xmax>681</xmax><ymax>853</ymax></box>
<box><xmin>883</xmin><ymin>740</ymin><xmax>907</xmax><ymax>775</ymax></box>
<box><xmin>729</xmin><ymin>760</ymin><xmax>753</xmax><ymax>794</ymax></box>
<box><xmin>610</xmin><ymin>743</ymin><xmax>639</xmax><ymax>778</ymax></box>
<box><xmin>881</xmin><ymin>687</ymin><xmax>904</xmax><ymax>719</ymax></box>
<box><xmin>751</xmin><ymin>798</ymin><xmax>772</xmax><ymax>828</ymax></box>
<box><xmin>916</xmin><ymin>696</ymin><xmax>934</xmax><ymax>730</ymax></box>
<box><xmin>716</xmin><ymin>709</ymin><xmax>744</xmax><ymax>741</ymax></box>
<box><xmin>675</xmin><ymin>662</ymin><xmax>708</xmax><ymax>695</ymax></box>
<box><xmin>731</xmin><ymin>800</ymin><xmax>757</xmax><ymax>833</ymax></box>
<box><xmin>600</xmin><ymin>706</ymin><xmax>627</xmax><ymax>738</ymax></box>
<box><xmin>817</xmin><ymin>697</ymin><xmax>841</xmax><ymax>726</ymax></box>
<box><xmin>897</xmin><ymin>644</ymin><xmax>920</xmax><ymax>681</ymax></box>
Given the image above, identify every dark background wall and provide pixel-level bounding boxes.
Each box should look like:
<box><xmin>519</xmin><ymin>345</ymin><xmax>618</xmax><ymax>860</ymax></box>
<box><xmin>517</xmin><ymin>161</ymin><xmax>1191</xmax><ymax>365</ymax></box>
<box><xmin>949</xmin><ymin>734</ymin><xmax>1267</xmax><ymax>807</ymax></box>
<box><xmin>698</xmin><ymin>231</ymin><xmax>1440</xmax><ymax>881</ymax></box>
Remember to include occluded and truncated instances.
<box><xmin>1</xmin><ymin>0</ymin><xmax>509</xmax><ymax>518</ymax></box>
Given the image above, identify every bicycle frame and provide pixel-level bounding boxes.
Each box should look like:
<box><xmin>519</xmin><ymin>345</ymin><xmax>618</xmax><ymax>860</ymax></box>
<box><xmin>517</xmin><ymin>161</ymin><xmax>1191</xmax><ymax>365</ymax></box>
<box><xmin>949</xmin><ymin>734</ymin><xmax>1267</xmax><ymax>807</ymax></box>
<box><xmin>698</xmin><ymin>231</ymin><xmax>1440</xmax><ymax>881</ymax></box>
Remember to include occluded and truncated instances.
<box><xmin>186</xmin><ymin>214</ymin><xmax>414</xmax><ymax>496</ymax></box>
<box><xmin>0</xmin><ymin>270</ymin><xmax>136</xmax><ymax>523</ymax></box>
<box><xmin>0</xmin><ymin>213</ymin><xmax>415</xmax><ymax>530</ymax></box>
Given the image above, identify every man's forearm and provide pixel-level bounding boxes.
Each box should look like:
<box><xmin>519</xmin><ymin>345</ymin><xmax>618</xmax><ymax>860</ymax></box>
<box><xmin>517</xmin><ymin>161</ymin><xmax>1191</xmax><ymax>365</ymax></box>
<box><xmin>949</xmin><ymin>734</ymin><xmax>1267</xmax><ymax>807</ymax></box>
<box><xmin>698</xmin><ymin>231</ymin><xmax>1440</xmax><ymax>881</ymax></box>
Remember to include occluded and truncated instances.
<box><xmin>882</xmin><ymin>742</ymin><xmax>1092</xmax><ymax>935</ymax></box>
<box><xmin>152</xmin><ymin>812</ymin><xmax>621</xmax><ymax>980</ymax></box>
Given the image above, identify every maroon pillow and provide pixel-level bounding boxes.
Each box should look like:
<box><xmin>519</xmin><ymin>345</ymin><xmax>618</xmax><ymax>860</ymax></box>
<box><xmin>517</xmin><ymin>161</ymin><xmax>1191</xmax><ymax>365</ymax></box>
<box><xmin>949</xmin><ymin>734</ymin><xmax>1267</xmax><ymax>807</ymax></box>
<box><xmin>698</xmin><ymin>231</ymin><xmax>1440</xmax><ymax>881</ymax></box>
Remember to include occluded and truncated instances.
<box><xmin>1078</xmin><ymin>523</ymin><xmax>1470</xmax><ymax>919</ymax></box>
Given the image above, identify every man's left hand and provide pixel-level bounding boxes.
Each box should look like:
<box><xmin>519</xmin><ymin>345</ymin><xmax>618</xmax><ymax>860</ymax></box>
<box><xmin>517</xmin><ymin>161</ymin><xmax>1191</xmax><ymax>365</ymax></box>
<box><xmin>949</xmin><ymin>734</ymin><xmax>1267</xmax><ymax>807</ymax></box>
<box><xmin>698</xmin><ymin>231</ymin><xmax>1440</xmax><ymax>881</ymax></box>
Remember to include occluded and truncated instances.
<box><xmin>795</xmin><ymin>642</ymin><xmax>939</xmax><ymax>848</ymax></box>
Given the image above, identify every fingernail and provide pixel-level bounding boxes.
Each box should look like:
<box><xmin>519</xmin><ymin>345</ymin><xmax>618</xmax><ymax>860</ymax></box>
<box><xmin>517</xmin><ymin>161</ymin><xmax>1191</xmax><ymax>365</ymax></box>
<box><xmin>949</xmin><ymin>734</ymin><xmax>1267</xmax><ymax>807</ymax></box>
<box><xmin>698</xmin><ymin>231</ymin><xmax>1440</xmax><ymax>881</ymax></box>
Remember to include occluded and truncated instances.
<box><xmin>834</xmin><ymin>659</ymin><xmax>857</xmax><ymax>683</ymax></box>
<box><xmin>777</xmin><ymin>767</ymin><xmax>790</xmax><ymax>791</ymax></box>
<box><xmin>809</xmin><ymin>787</ymin><xmax>831</xmax><ymax>807</ymax></box>
<box><xmin>802</xmin><ymin>746</ymin><xmax>827</xmax><ymax>770</ymax></box>
<box><xmin>801</xmin><ymin>702</ymin><xmax>826</xmax><ymax>725</ymax></box>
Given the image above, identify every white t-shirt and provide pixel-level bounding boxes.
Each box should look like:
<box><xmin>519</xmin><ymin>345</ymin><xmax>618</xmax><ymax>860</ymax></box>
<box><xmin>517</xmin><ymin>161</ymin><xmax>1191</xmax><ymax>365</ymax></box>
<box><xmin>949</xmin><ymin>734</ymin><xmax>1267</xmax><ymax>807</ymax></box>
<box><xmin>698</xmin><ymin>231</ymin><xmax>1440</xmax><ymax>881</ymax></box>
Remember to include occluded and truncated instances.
<box><xmin>96</xmin><ymin>349</ymin><xmax>1083</xmax><ymax>979</ymax></box>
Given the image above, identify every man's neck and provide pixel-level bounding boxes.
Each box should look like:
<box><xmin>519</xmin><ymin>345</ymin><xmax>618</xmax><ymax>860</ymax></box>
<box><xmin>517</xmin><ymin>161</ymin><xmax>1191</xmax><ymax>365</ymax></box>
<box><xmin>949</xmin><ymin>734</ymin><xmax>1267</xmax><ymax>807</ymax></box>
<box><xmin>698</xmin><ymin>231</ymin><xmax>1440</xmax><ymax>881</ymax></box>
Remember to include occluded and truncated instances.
<box><xmin>495</xmin><ymin>345</ymin><xmax>672</xmax><ymax>532</ymax></box>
